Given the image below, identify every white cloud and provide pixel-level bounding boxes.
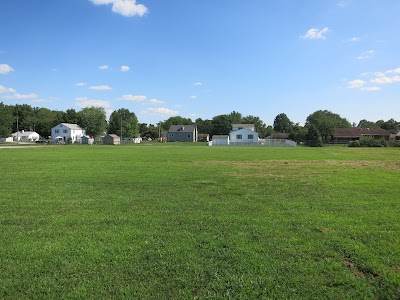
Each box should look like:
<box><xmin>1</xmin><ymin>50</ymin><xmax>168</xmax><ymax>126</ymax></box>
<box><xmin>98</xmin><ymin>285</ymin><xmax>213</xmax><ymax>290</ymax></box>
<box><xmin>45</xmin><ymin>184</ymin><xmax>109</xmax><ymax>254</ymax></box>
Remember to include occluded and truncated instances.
<box><xmin>120</xmin><ymin>65</ymin><xmax>130</xmax><ymax>72</ymax></box>
<box><xmin>120</xmin><ymin>94</ymin><xmax>147</xmax><ymax>102</ymax></box>
<box><xmin>0</xmin><ymin>85</ymin><xmax>16</xmax><ymax>94</ymax></box>
<box><xmin>193</xmin><ymin>82</ymin><xmax>203</xmax><ymax>86</ymax></box>
<box><xmin>370</xmin><ymin>76</ymin><xmax>400</xmax><ymax>84</ymax></box>
<box><xmin>374</xmin><ymin>72</ymin><xmax>385</xmax><ymax>77</ymax></box>
<box><xmin>2</xmin><ymin>93</ymin><xmax>38</xmax><ymax>100</ymax></box>
<box><xmin>90</xmin><ymin>85</ymin><xmax>112</xmax><ymax>90</ymax></box>
<box><xmin>90</xmin><ymin>0</ymin><xmax>148</xmax><ymax>17</ymax></box>
<box><xmin>76</xmin><ymin>97</ymin><xmax>111</xmax><ymax>108</ymax></box>
<box><xmin>386</xmin><ymin>67</ymin><xmax>400</xmax><ymax>74</ymax></box>
<box><xmin>142</xmin><ymin>107</ymin><xmax>178</xmax><ymax>117</ymax></box>
<box><xmin>148</xmin><ymin>98</ymin><xmax>164</xmax><ymax>104</ymax></box>
<box><xmin>337</xmin><ymin>1</ymin><xmax>351</xmax><ymax>8</ymax></box>
<box><xmin>361</xmin><ymin>86</ymin><xmax>381</xmax><ymax>92</ymax></box>
<box><xmin>189</xmin><ymin>96</ymin><xmax>197</xmax><ymax>100</ymax></box>
<box><xmin>301</xmin><ymin>27</ymin><xmax>329</xmax><ymax>40</ymax></box>
<box><xmin>76</xmin><ymin>82</ymin><xmax>87</xmax><ymax>87</ymax></box>
<box><xmin>357</xmin><ymin>50</ymin><xmax>375</xmax><ymax>60</ymax></box>
<box><xmin>348</xmin><ymin>79</ymin><xmax>366</xmax><ymax>89</ymax></box>
<box><xmin>98</xmin><ymin>65</ymin><xmax>109</xmax><ymax>70</ymax></box>
<box><xmin>0</xmin><ymin>64</ymin><xmax>14</xmax><ymax>75</ymax></box>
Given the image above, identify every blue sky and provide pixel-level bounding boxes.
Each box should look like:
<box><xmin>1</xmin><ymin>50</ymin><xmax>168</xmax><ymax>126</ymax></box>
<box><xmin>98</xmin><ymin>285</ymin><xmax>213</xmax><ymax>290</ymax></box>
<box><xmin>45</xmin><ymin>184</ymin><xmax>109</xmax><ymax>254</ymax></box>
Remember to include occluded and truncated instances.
<box><xmin>1</xmin><ymin>0</ymin><xmax>399</xmax><ymax>125</ymax></box>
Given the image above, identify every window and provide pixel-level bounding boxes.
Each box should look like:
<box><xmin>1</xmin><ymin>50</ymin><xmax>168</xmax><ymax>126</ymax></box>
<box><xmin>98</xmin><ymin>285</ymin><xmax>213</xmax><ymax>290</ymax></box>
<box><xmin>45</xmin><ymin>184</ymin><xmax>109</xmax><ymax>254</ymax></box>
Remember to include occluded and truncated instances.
<box><xmin>236</xmin><ymin>134</ymin><xmax>242</xmax><ymax>139</ymax></box>
<box><xmin>55</xmin><ymin>129</ymin><xmax>59</xmax><ymax>133</ymax></box>
<box><xmin>63</xmin><ymin>130</ymin><xmax>67</xmax><ymax>133</ymax></box>
<box><xmin>171</xmin><ymin>134</ymin><xmax>174</xmax><ymax>137</ymax></box>
<box><xmin>248</xmin><ymin>134</ymin><xmax>254</xmax><ymax>140</ymax></box>
<box><xmin>179</xmin><ymin>134</ymin><xmax>182</xmax><ymax>138</ymax></box>
<box><xmin>188</xmin><ymin>134</ymin><xmax>191</xmax><ymax>138</ymax></box>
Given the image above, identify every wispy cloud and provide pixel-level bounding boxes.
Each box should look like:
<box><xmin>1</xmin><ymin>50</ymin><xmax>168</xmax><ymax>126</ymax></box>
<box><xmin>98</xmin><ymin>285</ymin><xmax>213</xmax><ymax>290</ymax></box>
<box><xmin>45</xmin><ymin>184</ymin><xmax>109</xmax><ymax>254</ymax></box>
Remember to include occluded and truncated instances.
<box><xmin>120</xmin><ymin>65</ymin><xmax>130</xmax><ymax>72</ymax></box>
<box><xmin>301</xmin><ymin>27</ymin><xmax>329</xmax><ymax>40</ymax></box>
<box><xmin>98</xmin><ymin>65</ymin><xmax>109</xmax><ymax>70</ymax></box>
<box><xmin>76</xmin><ymin>97</ymin><xmax>111</xmax><ymax>108</ymax></box>
<box><xmin>386</xmin><ymin>67</ymin><xmax>400</xmax><ymax>74</ymax></box>
<box><xmin>148</xmin><ymin>98</ymin><xmax>164</xmax><ymax>104</ymax></box>
<box><xmin>0</xmin><ymin>64</ymin><xmax>14</xmax><ymax>75</ymax></box>
<box><xmin>337</xmin><ymin>1</ymin><xmax>352</xmax><ymax>8</ymax></box>
<box><xmin>360</xmin><ymin>87</ymin><xmax>381</xmax><ymax>92</ymax></box>
<box><xmin>89</xmin><ymin>0</ymin><xmax>148</xmax><ymax>17</ymax></box>
<box><xmin>189</xmin><ymin>96</ymin><xmax>197</xmax><ymax>100</ymax></box>
<box><xmin>0</xmin><ymin>85</ymin><xmax>16</xmax><ymax>94</ymax></box>
<box><xmin>120</xmin><ymin>94</ymin><xmax>147</xmax><ymax>102</ymax></box>
<box><xmin>90</xmin><ymin>85</ymin><xmax>112</xmax><ymax>90</ymax></box>
<box><xmin>76</xmin><ymin>82</ymin><xmax>88</xmax><ymax>87</ymax></box>
<box><xmin>357</xmin><ymin>50</ymin><xmax>375</xmax><ymax>60</ymax></box>
<box><xmin>370</xmin><ymin>76</ymin><xmax>400</xmax><ymax>84</ymax></box>
<box><xmin>2</xmin><ymin>93</ymin><xmax>38</xmax><ymax>100</ymax></box>
<box><xmin>193</xmin><ymin>82</ymin><xmax>203</xmax><ymax>86</ymax></box>
<box><xmin>142</xmin><ymin>107</ymin><xmax>178</xmax><ymax>117</ymax></box>
<box><xmin>348</xmin><ymin>79</ymin><xmax>366</xmax><ymax>89</ymax></box>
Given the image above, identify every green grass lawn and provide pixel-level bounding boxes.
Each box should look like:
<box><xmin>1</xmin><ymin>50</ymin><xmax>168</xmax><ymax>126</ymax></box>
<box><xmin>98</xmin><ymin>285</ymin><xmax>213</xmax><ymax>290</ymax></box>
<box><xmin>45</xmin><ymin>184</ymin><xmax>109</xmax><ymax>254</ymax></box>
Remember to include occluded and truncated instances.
<box><xmin>0</xmin><ymin>144</ymin><xmax>399</xmax><ymax>299</ymax></box>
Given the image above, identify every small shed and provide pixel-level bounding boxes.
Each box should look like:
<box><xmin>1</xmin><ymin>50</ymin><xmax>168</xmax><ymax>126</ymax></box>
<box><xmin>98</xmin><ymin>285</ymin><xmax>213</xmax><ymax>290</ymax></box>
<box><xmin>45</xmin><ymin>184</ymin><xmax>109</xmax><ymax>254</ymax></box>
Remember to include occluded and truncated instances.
<box><xmin>212</xmin><ymin>135</ymin><xmax>230</xmax><ymax>146</ymax></box>
<box><xmin>198</xmin><ymin>133</ymin><xmax>210</xmax><ymax>142</ymax></box>
<box><xmin>104</xmin><ymin>134</ymin><xmax>121</xmax><ymax>145</ymax></box>
<box><xmin>82</xmin><ymin>135</ymin><xmax>94</xmax><ymax>145</ymax></box>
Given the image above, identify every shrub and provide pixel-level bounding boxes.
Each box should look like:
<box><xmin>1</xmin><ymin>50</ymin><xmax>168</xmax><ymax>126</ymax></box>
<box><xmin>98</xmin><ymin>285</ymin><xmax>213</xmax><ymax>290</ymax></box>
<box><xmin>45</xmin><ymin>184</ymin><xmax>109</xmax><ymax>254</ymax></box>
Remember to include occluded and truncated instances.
<box><xmin>349</xmin><ymin>137</ymin><xmax>387</xmax><ymax>147</ymax></box>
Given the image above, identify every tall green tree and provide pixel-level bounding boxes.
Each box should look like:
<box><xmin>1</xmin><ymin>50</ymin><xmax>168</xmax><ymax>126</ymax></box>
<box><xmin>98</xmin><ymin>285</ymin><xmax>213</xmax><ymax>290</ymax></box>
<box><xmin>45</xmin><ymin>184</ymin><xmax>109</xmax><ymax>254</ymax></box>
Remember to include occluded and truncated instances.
<box><xmin>0</xmin><ymin>102</ymin><xmax>13</xmax><ymax>137</ymax></box>
<box><xmin>306</xmin><ymin>110</ymin><xmax>351</xmax><ymax>141</ymax></box>
<box><xmin>63</xmin><ymin>109</ymin><xmax>79</xmax><ymax>124</ymax></box>
<box><xmin>306</xmin><ymin>124</ymin><xmax>322</xmax><ymax>147</ymax></box>
<box><xmin>273</xmin><ymin>113</ymin><xmax>293</xmax><ymax>133</ymax></box>
<box><xmin>77</xmin><ymin>106</ymin><xmax>107</xmax><ymax>136</ymax></box>
<box><xmin>161</xmin><ymin>116</ymin><xmax>193</xmax><ymax>131</ymax></box>
<box><xmin>228</xmin><ymin>111</ymin><xmax>242</xmax><ymax>124</ymax></box>
<box><xmin>108</xmin><ymin>108</ymin><xmax>139</xmax><ymax>137</ymax></box>
<box><xmin>13</xmin><ymin>104</ymin><xmax>35</xmax><ymax>132</ymax></box>
<box><xmin>210</xmin><ymin>114</ymin><xmax>231</xmax><ymax>135</ymax></box>
<box><xmin>32</xmin><ymin>107</ymin><xmax>60</xmax><ymax>138</ymax></box>
<box><xmin>357</xmin><ymin>119</ymin><xmax>379</xmax><ymax>129</ymax></box>
<box><xmin>195</xmin><ymin>118</ymin><xmax>213</xmax><ymax>134</ymax></box>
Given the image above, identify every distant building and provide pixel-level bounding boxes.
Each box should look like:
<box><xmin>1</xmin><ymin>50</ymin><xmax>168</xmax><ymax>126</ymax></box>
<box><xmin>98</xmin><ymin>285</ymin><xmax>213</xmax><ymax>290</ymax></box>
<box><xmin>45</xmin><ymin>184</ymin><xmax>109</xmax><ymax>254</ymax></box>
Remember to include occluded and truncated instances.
<box><xmin>82</xmin><ymin>135</ymin><xmax>94</xmax><ymax>145</ymax></box>
<box><xmin>197</xmin><ymin>133</ymin><xmax>210</xmax><ymax>142</ymax></box>
<box><xmin>51</xmin><ymin>123</ymin><xmax>85</xmax><ymax>143</ymax></box>
<box><xmin>212</xmin><ymin>135</ymin><xmax>230</xmax><ymax>145</ymax></box>
<box><xmin>12</xmin><ymin>130</ymin><xmax>40</xmax><ymax>142</ymax></box>
<box><xmin>167</xmin><ymin>125</ymin><xmax>197</xmax><ymax>142</ymax></box>
<box><xmin>332</xmin><ymin>128</ymin><xmax>390</xmax><ymax>144</ymax></box>
<box><xmin>103</xmin><ymin>134</ymin><xmax>121</xmax><ymax>145</ymax></box>
<box><xmin>229</xmin><ymin>124</ymin><xmax>259</xmax><ymax>144</ymax></box>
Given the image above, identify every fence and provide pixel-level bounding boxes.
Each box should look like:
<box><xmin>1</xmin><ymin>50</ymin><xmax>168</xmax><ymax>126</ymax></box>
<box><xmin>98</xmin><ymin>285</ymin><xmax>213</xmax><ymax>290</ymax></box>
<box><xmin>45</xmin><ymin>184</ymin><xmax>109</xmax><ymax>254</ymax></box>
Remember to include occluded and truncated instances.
<box><xmin>211</xmin><ymin>139</ymin><xmax>297</xmax><ymax>147</ymax></box>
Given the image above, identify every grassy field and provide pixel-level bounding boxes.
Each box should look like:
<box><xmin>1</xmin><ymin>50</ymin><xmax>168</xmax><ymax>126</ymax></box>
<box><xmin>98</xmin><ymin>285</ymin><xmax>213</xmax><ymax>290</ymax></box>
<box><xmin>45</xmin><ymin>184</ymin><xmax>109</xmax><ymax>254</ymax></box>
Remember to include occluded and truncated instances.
<box><xmin>0</xmin><ymin>144</ymin><xmax>399</xmax><ymax>299</ymax></box>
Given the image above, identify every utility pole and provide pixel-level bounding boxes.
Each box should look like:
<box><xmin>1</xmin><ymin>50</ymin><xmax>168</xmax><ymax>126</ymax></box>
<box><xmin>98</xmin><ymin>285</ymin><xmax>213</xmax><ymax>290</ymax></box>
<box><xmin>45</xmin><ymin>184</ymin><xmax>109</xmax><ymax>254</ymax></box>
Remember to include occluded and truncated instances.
<box><xmin>120</xmin><ymin>113</ymin><xmax>123</xmax><ymax>145</ymax></box>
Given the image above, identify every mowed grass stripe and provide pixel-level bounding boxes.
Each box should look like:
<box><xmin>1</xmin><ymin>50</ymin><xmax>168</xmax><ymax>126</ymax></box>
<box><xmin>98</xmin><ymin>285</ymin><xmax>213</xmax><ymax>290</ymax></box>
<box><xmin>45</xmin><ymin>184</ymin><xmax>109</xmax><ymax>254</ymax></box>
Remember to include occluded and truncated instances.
<box><xmin>0</xmin><ymin>145</ymin><xmax>399</xmax><ymax>299</ymax></box>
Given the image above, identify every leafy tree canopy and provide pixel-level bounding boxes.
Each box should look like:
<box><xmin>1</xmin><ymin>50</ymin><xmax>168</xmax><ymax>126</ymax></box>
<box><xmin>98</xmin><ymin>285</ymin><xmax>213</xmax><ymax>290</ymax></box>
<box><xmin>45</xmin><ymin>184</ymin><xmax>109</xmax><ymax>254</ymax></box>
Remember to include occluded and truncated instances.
<box><xmin>108</xmin><ymin>108</ymin><xmax>139</xmax><ymax>138</ymax></box>
<box><xmin>273</xmin><ymin>113</ymin><xmax>293</xmax><ymax>133</ymax></box>
<box><xmin>306</xmin><ymin>110</ymin><xmax>351</xmax><ymax>141</ymax></box>
<box><xmin>78</xmin><ymin>106</ymin><xmax>108</xmax><ymax>136</ymax></box>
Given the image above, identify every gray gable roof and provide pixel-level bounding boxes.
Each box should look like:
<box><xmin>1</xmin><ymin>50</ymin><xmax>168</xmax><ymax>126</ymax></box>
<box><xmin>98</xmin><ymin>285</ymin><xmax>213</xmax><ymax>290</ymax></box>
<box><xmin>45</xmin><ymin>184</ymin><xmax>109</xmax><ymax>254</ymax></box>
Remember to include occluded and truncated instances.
<box><xmin>168</xmin><ymin>125</ymin><xmax>196</xmax><ymax>133</ymax></box>
<box><xmin>58</xmin><ymin>123</ymin><xmax>83</xmax><ymax>130</ymax></box>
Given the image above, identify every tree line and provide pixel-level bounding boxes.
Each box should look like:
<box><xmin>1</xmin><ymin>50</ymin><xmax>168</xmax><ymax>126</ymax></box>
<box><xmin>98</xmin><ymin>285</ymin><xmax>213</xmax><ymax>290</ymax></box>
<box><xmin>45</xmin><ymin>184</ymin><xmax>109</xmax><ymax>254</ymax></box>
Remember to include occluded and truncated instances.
<box><xmin>0</xmin><ymin>102</ymin><xmax>398</xmax><ymax>141</ymax></box>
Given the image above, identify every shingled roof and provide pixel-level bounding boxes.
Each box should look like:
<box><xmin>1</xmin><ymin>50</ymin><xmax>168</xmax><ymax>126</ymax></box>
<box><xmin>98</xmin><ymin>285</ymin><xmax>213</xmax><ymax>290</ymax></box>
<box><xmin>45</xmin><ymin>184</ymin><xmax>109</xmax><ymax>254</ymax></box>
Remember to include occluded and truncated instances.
<box><xmin>334</xmin><ymin>128</ymin><xmax>390</xmax><ymax>138</ymax></box>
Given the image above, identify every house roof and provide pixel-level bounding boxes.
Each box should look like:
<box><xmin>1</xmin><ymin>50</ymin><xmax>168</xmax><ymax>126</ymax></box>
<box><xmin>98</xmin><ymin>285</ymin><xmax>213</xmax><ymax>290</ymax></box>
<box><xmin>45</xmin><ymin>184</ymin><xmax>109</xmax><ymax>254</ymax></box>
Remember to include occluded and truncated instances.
<box><xmin>53</xmin><ymin>123</ymin><xmax>83</xmax><ymax>130</ymax></box>
<box><xmin>230</xmin><ymin>128</ymin><xmax>258</xmax><ymax>134</ymax></box>
<box><xmin>12</xmin><ymin>131</ymin><xmax>38</xmax><ymax>136</ymax></box>
<box><xmin>270</xmin><ymin>132</ymin><xmax>290</xmax><ymax>139</ymax></box>
<box><xmin>334</xmin><ymin>128</ymin><xmax>390</xmax><ymax>138</ymax></box>
<box><xmin>232</xmin><ymin>124</ymin><xmax>255</xmax><ymax>129</ymax></box>
<box><xmin>212</xmin><ymin>135</ymin><xmax>229</xmax><ymax>138</ymax></box>
<box><xmin>106</xmin><ymin>134</ymin><xmax>120</xmax><ymax>138</ymax></box>
<box><xmin>168</xmin><ymin>125</ymin><xmax>196</xmax><ymax>133</ymax></box>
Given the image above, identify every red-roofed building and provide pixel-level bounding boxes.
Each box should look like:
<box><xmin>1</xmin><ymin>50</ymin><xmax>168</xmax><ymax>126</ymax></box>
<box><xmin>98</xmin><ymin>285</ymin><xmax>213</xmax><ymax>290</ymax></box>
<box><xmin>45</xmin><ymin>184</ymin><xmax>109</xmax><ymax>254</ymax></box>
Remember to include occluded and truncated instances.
<box><xmin>332</xmin><ymin>128</ymin><xmax>390</xmax><ymax>144</ymax></box>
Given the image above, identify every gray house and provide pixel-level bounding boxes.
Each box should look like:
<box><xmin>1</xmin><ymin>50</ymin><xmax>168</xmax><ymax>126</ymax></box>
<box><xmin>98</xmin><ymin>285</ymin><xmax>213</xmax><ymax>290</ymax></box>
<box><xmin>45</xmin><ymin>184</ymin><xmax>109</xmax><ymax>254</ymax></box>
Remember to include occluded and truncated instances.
<box><xmin>167</xmin><ymin>125</ymin><xmax>197</xmax><ymax>142</ymax></box>
<box><xmin>103</xmin><ymin>134</ymin><xmax>121</xmax><ymax>145</ymax></box>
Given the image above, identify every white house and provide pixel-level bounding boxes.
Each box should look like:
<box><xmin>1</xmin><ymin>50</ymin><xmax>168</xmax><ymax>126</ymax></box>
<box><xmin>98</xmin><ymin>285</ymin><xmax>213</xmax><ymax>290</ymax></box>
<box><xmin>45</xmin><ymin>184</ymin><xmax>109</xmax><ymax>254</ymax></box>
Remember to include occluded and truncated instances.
<box><xmin>12</xmin><ymin>130</ymin><xmax>40</xmax><ymax>142</ymax></box>
<box><xmin>229</xmin><ymin>124</ymin><xmax>259</xmax><ymax>144</ymax></box>
<box><xmin>212</xmin><ymin>135</ymin><xmax>230</xmax><ymax>146</ymax></box>
<box><xmin>51</xmin><ymin>123</ymin><xmax>85</xmax><ymax>143</ymax></box>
